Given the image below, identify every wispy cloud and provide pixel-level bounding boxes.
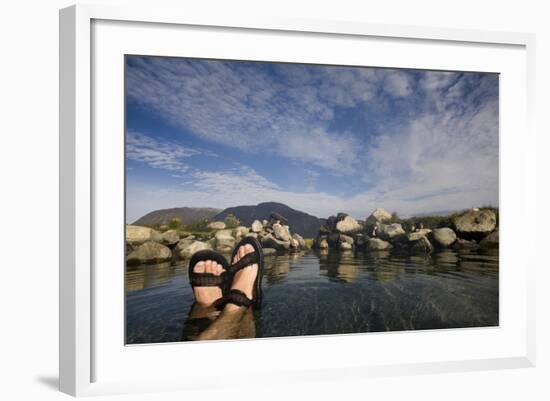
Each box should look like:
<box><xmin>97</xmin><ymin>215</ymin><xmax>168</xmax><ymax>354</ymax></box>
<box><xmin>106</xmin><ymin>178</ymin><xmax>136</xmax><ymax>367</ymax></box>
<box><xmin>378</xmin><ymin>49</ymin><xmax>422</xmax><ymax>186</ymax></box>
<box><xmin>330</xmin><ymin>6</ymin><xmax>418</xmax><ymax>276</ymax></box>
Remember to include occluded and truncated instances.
<box><xmin>125</xmin><ymin>57</ymin><xmax>499</xmax><ymax>221</ymax></box>
<box><xmin>126</xmin><ymin>131</ymin><xmax>201</xmax><ymax>173</ymax></box>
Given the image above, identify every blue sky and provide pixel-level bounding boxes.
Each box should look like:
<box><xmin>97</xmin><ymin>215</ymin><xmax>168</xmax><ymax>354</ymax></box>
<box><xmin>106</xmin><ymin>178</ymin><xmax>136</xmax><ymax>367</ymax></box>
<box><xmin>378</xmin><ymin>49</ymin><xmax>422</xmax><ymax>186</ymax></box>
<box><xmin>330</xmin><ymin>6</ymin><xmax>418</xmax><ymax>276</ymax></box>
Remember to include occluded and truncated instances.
<box><xmin>125</xmin><ymin>56</ymin><xmax>499</xmax><ymax>222</ymax></box>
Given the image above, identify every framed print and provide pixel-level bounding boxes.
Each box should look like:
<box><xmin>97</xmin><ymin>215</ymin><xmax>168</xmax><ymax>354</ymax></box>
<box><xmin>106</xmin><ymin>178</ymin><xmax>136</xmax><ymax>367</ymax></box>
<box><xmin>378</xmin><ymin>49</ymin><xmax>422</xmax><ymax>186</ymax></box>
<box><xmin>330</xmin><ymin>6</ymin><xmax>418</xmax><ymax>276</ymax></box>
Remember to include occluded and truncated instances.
<box><xmin>59</xmin><ymin>4</ymin><xmax>536</xmax><ymax>396</ymax></box>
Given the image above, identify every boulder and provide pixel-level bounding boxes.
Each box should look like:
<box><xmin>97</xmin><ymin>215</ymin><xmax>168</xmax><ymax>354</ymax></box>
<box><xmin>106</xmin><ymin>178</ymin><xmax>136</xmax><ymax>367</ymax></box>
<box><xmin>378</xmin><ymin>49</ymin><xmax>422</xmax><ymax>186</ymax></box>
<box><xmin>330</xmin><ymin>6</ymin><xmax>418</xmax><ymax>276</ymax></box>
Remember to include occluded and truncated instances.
<box><xmin>366</xmin><ymin>208</ymin><xmax>392</xmax><ymax>225</ymax></box>
<box><xmin>366</xmin><ymin>238</ymin><xmax>392</xmax><ymax>250</ymax></box>
<box><xmin>292</xmin><ymin>233</ymin><xmax>306</xmax><ymax>248</ymax></box>
<box><xmin>340</xmin><ymin>242</ymin><xmax>353</xmax><ymax>250</ymax></box>
<box><xmin>269</xmin><ymin>212</ymin><xmax>289</xmax><ymax>226</ymax></box>
<box><xmin>175</xmin><ymin>240</ymin><xmax>212</xmax><ymax>259</ymax></box>
<box><xmin>214</xmin><ymin>229</ymin><xmax>236</xmax><ymax>253</ymax></box>
<box><xmin>126</xmin><ymin>225</ymin><xmax>162</xmax><ymax>245</ymax></box>
<box><xmin>290</xmin><ymin>238</ymin><xmax>300</xmax><ymax>248</ymax></box>
<box><xmin>339</xmin><ymin>234</ymin><xmax>354</xmax><ymax>245</ymax></box>
<box><xmin>453</xmin><ymin>209</ymin><xmax>497</xmax><ymax>238</ymax></box>
<box><xmin>160</xmin><ymin>229</ymin><xmax>180</xmax><ymax>246</ymax></box>
<box><xmin>479</xmin><ymin>230</ymin><xmax>499</xmax><ymax>249</ymax></box>
<box><xmin>127</xmin><ymin>241</ymin><xmax>172</xmax><ymax>265</ymax></box>
<box><xmin>409</xmin><ymin>236</ymin><xmax>433</xmax><ymax>253</ymax></box>
<box><xmin>272</xmin><ymin>223</ymin><xmax>292</xmax><ymax>241</ymax></box>
<box><xmin>354</xmin><ymin>233</ymin><xmax>366</xmax><ymax>248</ymax></box>
<box><xmin>262</xmin><ymin>248</ymin><xmax>277</xmax><ymax>256</ymax></box>
<box><xmin>430</xmin><ymin>228</ymin><xmax>457</xmax><ymax>247</ymax></box>
<box><xmin>233</xmin><ymin>226</ymin><xmax>250</xmax><ymax>238</ymax></box>
<box><xmin>318</xmin><ymin>238</ymin><xmax>329</xmax><ymax>249</ymax></box>
<box><xmin>261</xmin><ymin>233</ymin><xmax>290</xmax><ymax>250</ymax></box>
<box><xmin>251</xmin><ymin>220</ymin><xmax>263</xmax><ymax>233</ymax></box>
<box><xmin>207</xmin><ymin>221</ymin><xmax>226</xmax><ymax>230</ymax></box>
<box><xmin>335</xmin><ymin>215</ymin><xmax>362</xmax><ymax>234</ymax></box>
<box><xmin>451</xmin><ymin>238</ymin><xmax>479</xmax><ymax>250</ymax></box>
<box><xmin>377</xmin><ymin>223</ymin><xmax>406</xmax><ymax>240</ymax></box>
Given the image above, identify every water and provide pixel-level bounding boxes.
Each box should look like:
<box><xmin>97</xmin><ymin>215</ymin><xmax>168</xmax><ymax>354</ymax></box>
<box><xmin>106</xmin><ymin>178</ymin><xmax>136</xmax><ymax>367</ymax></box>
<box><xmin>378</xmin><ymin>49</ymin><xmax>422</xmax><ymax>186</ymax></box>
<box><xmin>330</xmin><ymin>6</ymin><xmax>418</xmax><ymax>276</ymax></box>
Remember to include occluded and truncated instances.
<box><xmin>126</xmin><ymin>248</ymin><xmax>498</xmax><ymax>344</ymax></box>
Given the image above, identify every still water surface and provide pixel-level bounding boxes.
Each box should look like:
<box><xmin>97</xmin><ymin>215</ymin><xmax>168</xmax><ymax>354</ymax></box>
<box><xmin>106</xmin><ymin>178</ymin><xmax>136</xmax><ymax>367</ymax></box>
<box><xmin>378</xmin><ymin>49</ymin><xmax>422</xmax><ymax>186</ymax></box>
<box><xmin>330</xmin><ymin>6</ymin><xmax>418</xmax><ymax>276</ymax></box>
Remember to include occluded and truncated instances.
<box><xmin>126</xmin><ymin>249</ymin><xmax>498</xmax><ymax>344</ymax></box>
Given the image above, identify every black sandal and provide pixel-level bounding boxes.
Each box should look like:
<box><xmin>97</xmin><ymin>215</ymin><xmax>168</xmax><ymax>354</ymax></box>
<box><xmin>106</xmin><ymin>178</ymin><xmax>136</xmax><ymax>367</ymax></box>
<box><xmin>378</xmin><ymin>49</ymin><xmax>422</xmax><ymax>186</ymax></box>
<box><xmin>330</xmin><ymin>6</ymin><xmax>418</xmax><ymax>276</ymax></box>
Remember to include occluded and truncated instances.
<box><xmin>188</xmin><ymin>250</ymin><xmax>230</xmax><ymax>296</ymax></box>
<box><xmin>217</xmin><ymin>237</ymin><xmax>264</xmax><ymax>309</ymax></box>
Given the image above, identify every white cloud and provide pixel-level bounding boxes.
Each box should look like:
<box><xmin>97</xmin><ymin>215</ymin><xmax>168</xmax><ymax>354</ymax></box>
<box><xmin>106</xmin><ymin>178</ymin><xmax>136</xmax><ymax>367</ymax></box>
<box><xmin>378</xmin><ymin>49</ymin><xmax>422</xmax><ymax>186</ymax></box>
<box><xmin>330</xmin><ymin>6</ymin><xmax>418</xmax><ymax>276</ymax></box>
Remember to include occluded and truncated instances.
<box><xmin>125</xmin><ymin>60</ymin><xmax>499</xmax><ymax>221</ymax></box>
<box><xmin>126</xmin><ymin>131</ymin><xmax>200</xmax><ymax>173</ymax></box>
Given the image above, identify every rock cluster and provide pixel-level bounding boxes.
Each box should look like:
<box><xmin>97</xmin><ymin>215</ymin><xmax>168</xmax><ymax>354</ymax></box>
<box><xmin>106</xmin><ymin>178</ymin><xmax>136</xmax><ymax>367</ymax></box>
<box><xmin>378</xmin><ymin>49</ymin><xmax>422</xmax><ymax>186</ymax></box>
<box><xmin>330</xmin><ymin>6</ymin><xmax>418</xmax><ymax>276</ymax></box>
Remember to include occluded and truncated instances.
<box><xmin>313</xmin><ymin>208</ymin><xmax>498</xmax><ymax>254</ymax></box>
<box><xmin>126</xmin><ymin>212</ymin><xmax>307</xmax><ymax>265</ymax></box>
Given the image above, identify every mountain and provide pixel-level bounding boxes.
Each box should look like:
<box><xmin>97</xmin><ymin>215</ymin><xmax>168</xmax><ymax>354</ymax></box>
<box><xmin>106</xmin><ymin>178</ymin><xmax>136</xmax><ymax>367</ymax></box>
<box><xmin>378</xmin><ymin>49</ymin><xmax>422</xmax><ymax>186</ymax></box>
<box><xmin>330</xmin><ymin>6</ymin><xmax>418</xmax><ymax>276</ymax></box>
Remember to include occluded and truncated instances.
<box><xmin>133</xmin><ymin>207</ymin><xmax>222</xmax><ymax>226</ymax></box>
<box><xmin>214</xmin><ymin>202</ymin><xmax>322</xmax><ymax>238</ymax></box>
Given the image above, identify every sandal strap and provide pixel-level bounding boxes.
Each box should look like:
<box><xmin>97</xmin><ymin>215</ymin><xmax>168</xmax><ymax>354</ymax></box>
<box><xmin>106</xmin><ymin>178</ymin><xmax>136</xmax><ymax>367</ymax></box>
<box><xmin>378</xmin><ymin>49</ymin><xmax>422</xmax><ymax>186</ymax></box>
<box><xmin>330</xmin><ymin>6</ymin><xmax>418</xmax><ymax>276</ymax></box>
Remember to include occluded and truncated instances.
<box><xmin>227</xmin><ymin>252</ymin><xmax>258</xmax><ymax>275</ymax></box>
<box><xmin>189</xmin><ymin>273</ymin><xmax>225</xmax><ymax>288</ymax></box>
<box><xmin>214</xmin><ymin>289</ymin><xmax>253</xmax><ymax>309</ymax></box>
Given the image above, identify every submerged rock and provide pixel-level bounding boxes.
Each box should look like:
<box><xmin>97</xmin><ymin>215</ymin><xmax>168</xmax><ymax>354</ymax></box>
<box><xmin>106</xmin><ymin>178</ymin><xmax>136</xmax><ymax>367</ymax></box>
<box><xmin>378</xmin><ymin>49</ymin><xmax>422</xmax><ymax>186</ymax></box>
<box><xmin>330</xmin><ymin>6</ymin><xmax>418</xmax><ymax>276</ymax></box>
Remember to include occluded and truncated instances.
<box><xmin>479</xmin><ymin>230</ymin><xmax>499</xmax><ymax>249</ymax></box>
<box><xmin>262</xmin><ymin>248</ymin><xmax>277</xmax><ymax>256</ymax></box>
<box><xmin>366</xmin><ymin>238</ymin><xmax>392</xmax><ymax>250</ymax></box>
<box><xmin>127</xmin><ymin>241</ymin><xmax>172</xmax><ymax>265</ymax></box>
<box><xmin>451</xmin><ymin>238</ymin><xmax>479</xmax><ymax>250</ymax></box>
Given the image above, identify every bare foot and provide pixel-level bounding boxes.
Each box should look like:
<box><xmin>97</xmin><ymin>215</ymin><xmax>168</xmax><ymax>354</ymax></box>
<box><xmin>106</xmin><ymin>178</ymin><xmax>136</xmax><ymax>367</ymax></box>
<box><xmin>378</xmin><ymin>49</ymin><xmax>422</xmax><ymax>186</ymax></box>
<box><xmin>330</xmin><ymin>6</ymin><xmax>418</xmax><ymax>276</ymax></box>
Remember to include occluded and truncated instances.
<box><xmin>192</xmin><ymin>260</ymin><xmax>225</xmax><ymax>306</ymax></box>
<box><xmin>226</xmin><ymin>244</ymin><xmax>258</xmax><ymax>312</ymax></box>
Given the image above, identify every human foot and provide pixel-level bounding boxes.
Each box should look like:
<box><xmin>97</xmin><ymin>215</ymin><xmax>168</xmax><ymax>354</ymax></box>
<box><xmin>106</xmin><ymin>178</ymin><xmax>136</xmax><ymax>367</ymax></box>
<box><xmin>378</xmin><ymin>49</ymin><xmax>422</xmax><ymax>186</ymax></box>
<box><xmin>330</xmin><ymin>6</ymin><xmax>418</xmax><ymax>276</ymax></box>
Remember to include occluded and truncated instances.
<box><xmin>191</xmin><ymin>259</ymin><xmax>225</xmax><ymax>306</ymax></box>
<box><xmin>225</xmin><ymin>243</ymin><xmax>259</xmax><ymax>312</ymax></box>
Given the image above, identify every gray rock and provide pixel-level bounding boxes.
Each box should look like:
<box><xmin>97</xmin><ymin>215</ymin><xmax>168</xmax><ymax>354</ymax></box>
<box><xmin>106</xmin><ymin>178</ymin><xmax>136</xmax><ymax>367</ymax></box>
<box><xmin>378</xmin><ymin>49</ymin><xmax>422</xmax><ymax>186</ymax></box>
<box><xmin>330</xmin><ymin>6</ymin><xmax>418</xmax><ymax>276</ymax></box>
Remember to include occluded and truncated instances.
<box><xmin>292</xmin><ymin>233</ymin><xmax>306</xmax><ymax>248</ymax></box>
<box><xmin>233</xmin><ymin>226</ymin><xmax>250</xmax><ymax>238</ymax></box>
<box><xmin>366</xmin><ymin>208</ymin><xmax>392</xmax><ymax>225</ymax></box>
<box><xmin>366</xmin><ymin>238</ymin><xmax>392</xmax><ymax>250</ymax></box>
<box><xmin>126</xmin><ymin>225</ymin><xmax>162</xmax><ymax>245</ymax></box>
<box><xmin>269</xmin><ymin>212</ymin><xmax>289</xmax><ymax>226</ymax></box>
<box><xmin>160</xmin><ymin>229</ymin><xmax>180</xmax><ymax>246</ymax></box>
<box><xmin>335</xmin><ymin>215</ymin><xmax>362</xmax><ymax>234</ymax></box>
<box><xmin>430</xmin><ymin>227</ymin><xmax>457</xmax><ymax>247</ymax></box>
<box><xmin>480</xmin><ymin>230</ymin><xmax>499</xmax><ymax>249</ymax></box>
<box><xmin>261</xmin><ymin>233</ymin><xmax>290</xmax><ymax>250</ymax></box>
<box><xmin>175</xmin><ymin>240</ymin><xmax>212</xmax><ymax>259</ymax></box>
<box><xmin>318</xmin><ymin>238</ymin><xmax>329</xmax><ymax>249</ymax></box>
<box><xmin>410</xmin><ymin>236</ymin><xmax>433</xmax><ymax>253</ymax></box>
<box><xmin>214</xmin><ymin>229</ymin><xmax>236</xmax><ymax>253</ymax></box>
<box><xmin>272</xmin><ymin>223</ymin><xmax>292</xmax><ymax>242</ymax></box>
<box><xmin>377</xmin><ymin>223</ymin><xmax>406</xmax><ymax>240</ymax></box>
<box><xmin>262</xmin><ymin>248</ymin><xmax>277</xmax><ymax>256</ymax></box>
<box><xmin>127</xmin><ymin>241</ymin><xmax>172</xmax><ymax>265</ymax></box>
<box><xmin>454</xmin><ymin>209</ymin><xmax>497</xmax><ymax>237</ymax></box>
<box><xmin>339</xmin><ymin>234</ymin><xmax>354</xmax><ymax>244</ymax></box>
<box><xmin>340</xmin><ymin>242</ymin><xmax>353</xmax><ymax>250</ymax></box>
<box><xmin>251</xmin><ymin>220</ymin><xmax>263</xmax><ymax>233</ymax></box>
<box><xmin>451</xmin><ymin>238</ymin><xmax>479</xmax><ymax>250</ymax></box>
<box><xmin>207</xmin><ymin>221</ymin><xmax>226</xmax><ymax>230</ymax></box>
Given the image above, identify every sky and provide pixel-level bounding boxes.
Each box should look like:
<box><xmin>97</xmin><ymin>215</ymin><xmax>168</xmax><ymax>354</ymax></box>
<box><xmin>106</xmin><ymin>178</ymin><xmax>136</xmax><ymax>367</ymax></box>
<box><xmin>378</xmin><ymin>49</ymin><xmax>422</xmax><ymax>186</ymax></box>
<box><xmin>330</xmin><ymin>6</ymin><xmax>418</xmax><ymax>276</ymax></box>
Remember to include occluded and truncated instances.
<box><xmin>125</xmin><ymin>55</ymin><xmax>499</xmax><ymax>222</ymax></box>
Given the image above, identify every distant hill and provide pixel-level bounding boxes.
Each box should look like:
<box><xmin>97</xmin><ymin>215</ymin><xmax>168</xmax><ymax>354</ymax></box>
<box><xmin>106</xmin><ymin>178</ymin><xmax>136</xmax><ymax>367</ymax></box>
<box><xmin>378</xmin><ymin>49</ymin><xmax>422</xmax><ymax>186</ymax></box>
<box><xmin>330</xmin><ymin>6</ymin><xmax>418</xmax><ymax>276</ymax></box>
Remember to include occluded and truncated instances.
<box><xmin>214</xmin><ymin>202</ymin><xmax>322</xmax><ymax>238</ymax></box>
<box><xmin>133</xmin><ymin>207</ymin><xmax>222</xmax><ymax>226</ymax></box>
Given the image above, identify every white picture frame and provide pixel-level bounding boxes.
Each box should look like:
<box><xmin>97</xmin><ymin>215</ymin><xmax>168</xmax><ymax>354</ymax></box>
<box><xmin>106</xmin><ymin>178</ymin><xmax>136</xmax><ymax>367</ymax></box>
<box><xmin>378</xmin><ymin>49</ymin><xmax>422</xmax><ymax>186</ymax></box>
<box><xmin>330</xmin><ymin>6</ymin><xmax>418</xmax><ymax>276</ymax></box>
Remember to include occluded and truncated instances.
<box><xmin>59</xmin><ymin>3</ymin><xmax>536</xmax><ymax>397</ymax></box>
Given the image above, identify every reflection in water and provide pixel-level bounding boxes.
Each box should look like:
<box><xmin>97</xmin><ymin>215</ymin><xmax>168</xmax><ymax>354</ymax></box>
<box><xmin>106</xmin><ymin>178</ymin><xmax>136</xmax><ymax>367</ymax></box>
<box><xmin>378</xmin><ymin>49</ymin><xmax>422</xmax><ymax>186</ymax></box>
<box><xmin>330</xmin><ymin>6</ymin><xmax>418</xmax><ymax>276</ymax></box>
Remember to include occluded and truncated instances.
<box><xmin>126</xmin><ymin>248</ymin><xmax>499</xmax><ymax>344</ymax></box>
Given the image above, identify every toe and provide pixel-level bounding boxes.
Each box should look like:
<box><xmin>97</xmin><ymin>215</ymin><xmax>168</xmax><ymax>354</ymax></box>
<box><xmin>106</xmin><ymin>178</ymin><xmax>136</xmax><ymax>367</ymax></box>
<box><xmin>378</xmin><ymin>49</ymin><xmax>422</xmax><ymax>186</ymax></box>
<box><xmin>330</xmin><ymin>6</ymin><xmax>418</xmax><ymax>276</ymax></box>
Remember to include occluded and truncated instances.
<box><xmin>244</xmin><ymin>243</ymin><xmax>254</xmax><ymax>255</ymax></box>
<box><xmin>239</xmin><ymin>245</ymin><xmax>246</xmax><ymax>259</ymax></box>
<box><xmin>194</xmin><ymin>261</ymin><xmax>205</xmax><ymax>273</ymax></box>
<box><xmin>204</xmin><ymin>260</ymin><xmax>213</xmax><ymax>274</ymax></box>
<box><xmin>211</xmin><ymin>261</ymin><xmax>220</xmax><ymax>276</ymax></box>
